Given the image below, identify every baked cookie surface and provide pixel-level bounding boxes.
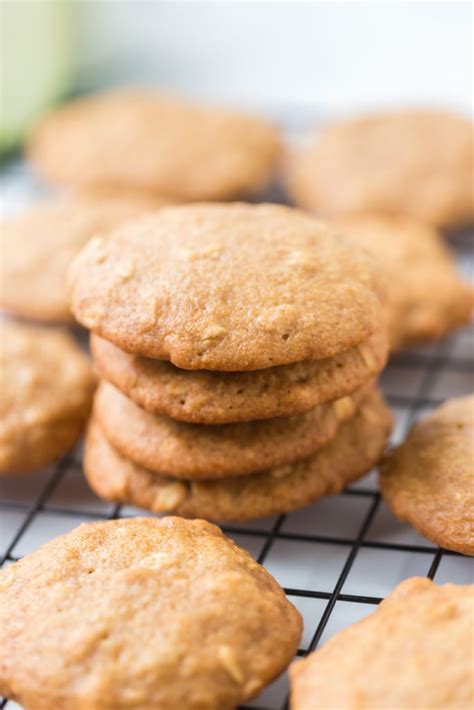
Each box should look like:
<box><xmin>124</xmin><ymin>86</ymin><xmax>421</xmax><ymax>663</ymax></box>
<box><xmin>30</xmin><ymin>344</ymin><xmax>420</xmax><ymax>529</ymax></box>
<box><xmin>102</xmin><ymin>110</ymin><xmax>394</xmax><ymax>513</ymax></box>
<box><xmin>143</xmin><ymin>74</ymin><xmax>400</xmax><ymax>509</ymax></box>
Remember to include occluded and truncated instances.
<box><xmin>93</xmin><ymin>380</ymin><xmax>370</xmax><ymax>479</ymax></box>
<box><xmin>0</xmin><ymin>517</ymin><xmax>302</xmax><ymax>710</ymax></box>
<box><xmin>288</xmin><ymin>109</ymin><xmax>474</xmax><ymax>228</ymax></box>
<box><xmin>333</xmin><ymin>213</ymin><xmax>473</xmax><ymax>349</ymax></box>
<box><xmin>70</xmin><ymin>203</ymin><xmax>384</xmax><ymax>369</ymax></box>
<box><xmin>28</xmin><ymin>89</ymin><xmax>281</xmax><ymax>201</ymax></box>
<box><xmin>0</xmin><ymin>320</ymin><xmax>95</xmax><ymax>474</ymax></box>
<box><xmin>381</xmin><ymin>395</ymin><xmax>474</xmax><ymax>555</ymax></box>
<box><xmin>0</xmin><ymin>190</ymin><xmax>170</xmax><ymax>322</ymax></box>
<box><xmin>84</xmin><ymin>388</ymin><xmax>392</xmax><ymax>521</ymax></box>
<box><xmin>290</xmin><ymin>577</ymin><xmax>474</xmax><ymax>709</ymax></box>
<box><xmin>91</xmin><ymin>330</ymin><xmax>388</xmax><ymax>423</ymax></box>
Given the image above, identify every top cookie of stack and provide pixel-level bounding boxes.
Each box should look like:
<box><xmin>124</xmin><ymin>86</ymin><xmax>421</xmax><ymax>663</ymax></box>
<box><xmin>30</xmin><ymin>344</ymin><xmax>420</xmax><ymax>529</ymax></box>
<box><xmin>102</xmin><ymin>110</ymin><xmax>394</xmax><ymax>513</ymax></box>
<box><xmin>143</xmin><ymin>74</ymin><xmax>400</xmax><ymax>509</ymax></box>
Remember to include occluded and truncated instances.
<box><xmin>71</xmin><ymin>203</ymin><xmax>391</xmax><ymax>520</ymax></box>
<box><xmin>70</xmin><ymin>202</ymin><xmax>385</xmax><ymax>372</ymax></box>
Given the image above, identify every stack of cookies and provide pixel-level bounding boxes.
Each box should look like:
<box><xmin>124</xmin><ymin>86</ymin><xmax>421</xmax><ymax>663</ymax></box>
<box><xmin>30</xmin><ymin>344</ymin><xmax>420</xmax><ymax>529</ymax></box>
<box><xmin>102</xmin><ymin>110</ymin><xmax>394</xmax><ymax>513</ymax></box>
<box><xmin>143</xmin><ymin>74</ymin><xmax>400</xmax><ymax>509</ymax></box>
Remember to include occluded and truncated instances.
<box><xmin>68</xmin><ymin>203</ymin><xmax>392</xmax><ymax>522</ymax></box>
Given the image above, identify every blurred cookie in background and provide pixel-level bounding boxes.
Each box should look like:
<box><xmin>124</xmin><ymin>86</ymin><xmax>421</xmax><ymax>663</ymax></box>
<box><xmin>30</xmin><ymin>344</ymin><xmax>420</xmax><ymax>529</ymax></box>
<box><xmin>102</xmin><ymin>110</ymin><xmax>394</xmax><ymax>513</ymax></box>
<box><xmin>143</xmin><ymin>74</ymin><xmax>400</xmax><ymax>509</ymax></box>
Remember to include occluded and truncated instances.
<box><xmin>0</xmin><ymin>188</ymin><xmax>171</xmax><ymax>323</ymax></box>
<box><xmin>0</xmin><ymin>320</ymin><xmax>95</xmax><ymax>474</ymax></box>
<box><xmin>27</xmin><ymin>89</ymin><xmax>282</xmax><ymax>201</ymax></box>
<box><xmin>381</xmin><ymin>395</ymin><xmax>474</xmax><ymax>555</ymax></box>
<box><xmin>332</xmin><ymin>213</ymin><xmax>473</xmax><ymax>350</ymax></box>
<box><xmin>286</xmin><ymin>109</ymin><xmax>474</xmax><ymax>229</ymax></box>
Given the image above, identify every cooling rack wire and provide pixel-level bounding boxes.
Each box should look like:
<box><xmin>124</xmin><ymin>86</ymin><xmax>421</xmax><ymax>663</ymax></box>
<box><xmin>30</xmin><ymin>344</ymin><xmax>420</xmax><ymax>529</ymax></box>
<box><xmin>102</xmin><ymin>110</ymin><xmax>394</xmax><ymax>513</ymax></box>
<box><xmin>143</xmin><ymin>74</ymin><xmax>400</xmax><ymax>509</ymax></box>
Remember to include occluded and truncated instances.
<box><xmin>0</xmin><ymin>148</ymin><xmax>472</xmax><ymax>710</ymax></box>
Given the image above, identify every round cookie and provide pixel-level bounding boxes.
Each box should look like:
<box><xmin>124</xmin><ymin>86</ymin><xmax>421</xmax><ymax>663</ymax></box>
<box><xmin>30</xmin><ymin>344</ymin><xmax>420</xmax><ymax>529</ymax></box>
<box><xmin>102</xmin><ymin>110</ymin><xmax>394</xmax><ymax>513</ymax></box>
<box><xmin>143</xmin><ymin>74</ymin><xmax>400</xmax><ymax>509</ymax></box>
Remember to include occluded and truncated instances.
<box><xmin>69</xmin><ymin>203</ymin><xmax>385</xmax><ymax>369</ymax></box>
<box><xmin>290</xmin><ymin>577</ymin><xmax>474</xmax><ymax>709</ymax></box>
<box><xmin>0</xmin><ymin>517</ymin><xmax>302</xmax><ymax>710</ymax></box>
<box><xmin>93</xmin><ymin>380</ymin><xmax>371</xmax><ymax>479</ymax></box>
<box><xmin>0</xmin><ymin>190</ymin><xmax>171</xmax><ymax>322</ymax></box>
<box><xmin>0</xmin><ymin>320</ymin><xmax>96</xmax><ymax>474</ymax></box>
<box><xmin>381</xmin><ymin>395</ymin><xmax>474</xmax><ymax>555</ymax></box>
<box><xmin>332</xmin><ymin>213</ymin><xmax>473</xmax><ymax>350</ymax></box>
<box><xmin>27</xmin><ymin>89</ymin><xmax>281</xmax><ymax>201</ymax></box>
<box><xmin>91</xmin><ymin>329</ymin><xmax>388</xmax><ymax>423</ymax></box>
<box><xmin>84</xmin><ymin>388</ymin><xmax>392</xmax><ymax>521</ymax></box>
<box><xmin>287</xmin><ymin>109</ymin><xmax>474</xmax><ymax>228</ymax></box>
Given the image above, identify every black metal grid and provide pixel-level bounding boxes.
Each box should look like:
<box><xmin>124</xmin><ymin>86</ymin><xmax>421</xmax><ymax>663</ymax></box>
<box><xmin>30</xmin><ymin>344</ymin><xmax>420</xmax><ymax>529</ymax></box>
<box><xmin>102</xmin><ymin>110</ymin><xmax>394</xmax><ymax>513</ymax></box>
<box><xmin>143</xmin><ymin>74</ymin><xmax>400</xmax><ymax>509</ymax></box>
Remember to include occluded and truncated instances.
<box><xmin>1</xmin><ymin>320</ymin><xmax>473</xmax><ymax>710</ymax></box>
<box><xmin>0</xmin><ymin>159</ymin><xmax>472</xmax><ymax>709</ymax></box>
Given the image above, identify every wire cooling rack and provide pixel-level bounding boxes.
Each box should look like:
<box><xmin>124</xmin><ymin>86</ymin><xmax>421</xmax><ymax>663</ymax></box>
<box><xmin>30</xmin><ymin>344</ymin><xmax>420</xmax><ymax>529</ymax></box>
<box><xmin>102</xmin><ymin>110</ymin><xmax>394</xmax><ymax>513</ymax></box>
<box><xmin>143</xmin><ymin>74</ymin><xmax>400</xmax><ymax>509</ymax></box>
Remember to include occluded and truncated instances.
<box><xmin>1</xmin><ymin>154</ymin><xmax>473</xmax><ymax>710</ymax></box>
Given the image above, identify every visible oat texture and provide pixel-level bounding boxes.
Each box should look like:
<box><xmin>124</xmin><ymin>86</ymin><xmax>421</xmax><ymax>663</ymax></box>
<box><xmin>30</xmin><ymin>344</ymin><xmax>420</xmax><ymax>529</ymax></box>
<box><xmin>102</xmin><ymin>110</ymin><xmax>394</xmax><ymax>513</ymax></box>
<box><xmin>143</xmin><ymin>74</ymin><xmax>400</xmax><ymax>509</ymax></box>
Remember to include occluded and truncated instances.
<box><xmin>93</xmin><ymin>380</ymin><xmax>371</xmax><ymax>479</ymax></box>
<box><xmin>0</xmin><ymin>517</ymin><xmax>302</xmax><ymax>710</ymax></box>
<box><xmin>0</xmin><ymin>320</ymin><xmax>95</xmax><ymax>473</ymax></box>
<box><xmin>69</xmin><ymin>203</ymin><xmax>384</xmax><ymax>370</ymax></box>
<box><xmin>90</xmin><ymin>329</ymin><xmax>388</xmax><ymax>423</ymax></box>
<box><xmin>0</xmin><ymin>190</ymin><xmax>171</xmax><ymax>322</ymax></box>
<box><xmin>290</xmin><ymin>577</ymin><xmax>474</xmax><ymax>709</ymax></box>
<box><xmin>381</xmin><ymin>395</ymin><xmax>474</xmax><ymax>555</ymax></box>
<box><xmin>84</xmin><ymin>388</ymin><xmax>392</xmax><ymax>521</ymax></box>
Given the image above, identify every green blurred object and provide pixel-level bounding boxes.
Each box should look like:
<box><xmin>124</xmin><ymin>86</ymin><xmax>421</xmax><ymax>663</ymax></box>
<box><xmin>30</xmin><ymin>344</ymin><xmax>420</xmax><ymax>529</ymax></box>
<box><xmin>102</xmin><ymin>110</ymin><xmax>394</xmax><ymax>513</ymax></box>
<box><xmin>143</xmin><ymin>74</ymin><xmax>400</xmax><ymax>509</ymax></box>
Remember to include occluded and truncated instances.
<box><xmin>0</xmin><ymin>0</ymin><xmax>74</xmax><ymax>155</ymax></box>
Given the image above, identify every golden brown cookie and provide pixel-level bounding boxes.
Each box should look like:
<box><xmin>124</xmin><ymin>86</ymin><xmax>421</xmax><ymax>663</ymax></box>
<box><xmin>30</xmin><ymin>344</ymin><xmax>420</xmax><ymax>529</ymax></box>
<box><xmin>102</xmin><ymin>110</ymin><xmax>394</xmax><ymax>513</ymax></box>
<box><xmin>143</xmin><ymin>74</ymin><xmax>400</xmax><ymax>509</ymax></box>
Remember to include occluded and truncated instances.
<box><xmin>84</xmin><ymin>388</ymin><xmax>392</xmax><ymax>521</ymax></box>
<box><xmin>0</xmin><ymin>190</ymin><xmax>171</xmax><ymax>322</ymax></box>
<box><xmin>0</xmin><ymin>320</ymin><xmax>95</xmax><ymax>474</ymax></box>
<box><xmin>93</xmin><ymin>380</ymin><xmax>371</xmax><ymax>479</ymax></box>
<box><xmin>287</xmin><ymin>109</ymin><xmax>474</xmax><ymax>228</ymax></box>
<box><xmin>90</xmin><ymin>329</ymin><xmax>388</xmax><ymax>423</ymax></box>
<box><xmin>69</xmin><ymin>203</ymin><xmax>385</xmax><ymax>370</ymax></box>
<box><xmin>27</xmin><ymin>89</ymin><xmax>281</xmax><ymax>201</ymax></box>
<box><xmin>381</xmin><ymin>395</ymin><xmax>474</xmax><ymax>555</ymax></box>
<box><xmin>0</xmin><ymin>517</ymin><xmax>302</xmax><ymax>710</ymax></box>
<box><xmin>290</xmin><ymin>577</ymin><xmax>474</xmax><ymax>709</ymax></box>
<box><xmin>332</xmin><ymin>213</ymin><xmax>473</xmax><ymax>350</ymax></box>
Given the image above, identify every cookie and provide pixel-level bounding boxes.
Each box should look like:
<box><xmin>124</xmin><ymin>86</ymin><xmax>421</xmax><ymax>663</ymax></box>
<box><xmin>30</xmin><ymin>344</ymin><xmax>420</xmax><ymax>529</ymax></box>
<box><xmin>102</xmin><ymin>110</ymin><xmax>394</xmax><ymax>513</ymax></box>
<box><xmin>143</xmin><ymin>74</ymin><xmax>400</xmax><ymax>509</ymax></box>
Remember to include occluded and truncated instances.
<box><xmin>27</xmin><ymin>89</ymin><xmax>281</xmax><ymax>201</ymax></box>
<box><xmin>333</xmin><ymin>213</ymin><xmax>473</xmax><ymax>349</ymax></box>
<box><xmin>381</xmin><ymin>395</ymin><xmax>474</xmax><ymax>555</ymax></box>
<box><xmin>93</xmin><ymin>380</ymin><xmax>371</xmax><ymax>479</ymax></box>
<box><xmin>287</xmin><ymin>109</ymin><xmax>474</xmax><ymax>228</ymax></box>
<box><xmin>290</xmin><ymin>577</ymin><xmax>473</xmax><ymax>709</ymax></box>
<box><xmin>84</xmin><ymin>388</ymin><xmax>392</xmax><ymax>521</ymax></box>
<box><xmin>0</xmin><ymin>320</ymin><xmax>95</xmax><ymax>474</ymax></box>
<box><xmin>0</xmin><ymin>190</ymin><xmax>171</xmax><ymax>322</ymax></box>
<box><xmin>0</xmin><ymin>517</ymin><xmax>302</xmax><ymax>709</ymax></box>
<box><xmin>69</xmin><ymin>203</ymin><xmax>385</xmax><ymax>370</ymax></box>
<box><xmin>91</xmin><ymin>329</ymin><xmax>388</xmax><ymax>424</ymax></box>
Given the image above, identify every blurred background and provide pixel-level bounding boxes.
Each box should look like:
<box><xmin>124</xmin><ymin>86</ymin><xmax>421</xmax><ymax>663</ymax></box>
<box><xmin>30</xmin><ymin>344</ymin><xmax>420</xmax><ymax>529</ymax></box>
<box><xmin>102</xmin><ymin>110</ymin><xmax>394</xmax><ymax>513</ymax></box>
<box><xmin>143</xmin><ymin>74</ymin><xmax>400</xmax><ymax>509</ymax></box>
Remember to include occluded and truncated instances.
<box><xmin>1</xmin><ymin>0</ymin><xmax>472</xmax><ymax>153</ymax></box>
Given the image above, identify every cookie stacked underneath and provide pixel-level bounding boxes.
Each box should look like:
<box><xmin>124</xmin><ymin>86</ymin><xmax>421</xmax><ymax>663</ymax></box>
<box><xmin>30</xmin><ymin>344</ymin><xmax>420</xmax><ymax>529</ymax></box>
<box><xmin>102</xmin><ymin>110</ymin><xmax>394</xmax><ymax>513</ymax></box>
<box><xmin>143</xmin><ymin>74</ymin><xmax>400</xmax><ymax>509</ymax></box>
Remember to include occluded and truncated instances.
<box><xmin>69</xmin><ymin>203</ymin><xmax>392</xmax><ymax>521</ymax></box>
